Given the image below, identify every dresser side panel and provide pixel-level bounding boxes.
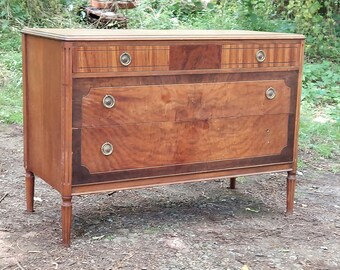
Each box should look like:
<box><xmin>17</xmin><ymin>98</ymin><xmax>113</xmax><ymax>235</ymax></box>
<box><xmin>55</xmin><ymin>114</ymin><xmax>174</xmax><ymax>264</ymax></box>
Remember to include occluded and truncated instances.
<box><xmin>24</xmin><ymin>35</ymin><xmax>65</xmax><ymax>192</ymax></box>
<box><xmin>292</xmin><ymin>40</ymin><xmax>305</xmax><ymax>171</ymax></box>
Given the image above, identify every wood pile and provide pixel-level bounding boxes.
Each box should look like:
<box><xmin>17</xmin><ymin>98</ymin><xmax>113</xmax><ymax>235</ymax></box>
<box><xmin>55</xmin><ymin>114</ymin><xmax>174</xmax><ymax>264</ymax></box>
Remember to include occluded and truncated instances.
<box><xmin>86</xmin><ymin>0</ymin><xmax>137</xmax><ymax>28</ymax></box>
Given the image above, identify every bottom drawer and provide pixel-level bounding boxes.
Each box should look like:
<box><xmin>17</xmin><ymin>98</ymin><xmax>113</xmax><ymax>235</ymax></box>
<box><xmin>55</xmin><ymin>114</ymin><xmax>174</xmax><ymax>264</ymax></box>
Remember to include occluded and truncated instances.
<box><xmin>79</xmin><ymin>114</ymin><xmax>289</xmax><ymax>174</ymax></box>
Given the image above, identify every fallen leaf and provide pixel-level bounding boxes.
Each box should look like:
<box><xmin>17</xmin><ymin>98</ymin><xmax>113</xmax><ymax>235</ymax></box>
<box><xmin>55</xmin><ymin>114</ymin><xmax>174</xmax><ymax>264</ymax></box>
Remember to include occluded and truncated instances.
<box><xmin>245</xmin><ymin>207</ymin><xmax>260</xmax><ymax>213</ymax></box>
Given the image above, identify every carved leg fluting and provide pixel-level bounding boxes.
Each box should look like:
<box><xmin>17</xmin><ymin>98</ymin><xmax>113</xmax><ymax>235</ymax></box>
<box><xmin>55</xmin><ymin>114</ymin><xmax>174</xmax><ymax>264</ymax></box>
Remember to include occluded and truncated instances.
<box><xmin>229</xmin><ymin>177</ymin><xmax>236</xmax><ymax>189</ymax></box>
<box><xmin>25</xmin><ymin>171</ymin><xmax>35</xmax><ymax>212</ymax></box>
<box><xmin>62</xmin><ymin>196</ymin><xmax>72</xmax><ymax>247</ymax></box>
<box><xmin>286</xmin><ymin>172</ymin><xmax>296</xmax><ymax>214</ymax></box>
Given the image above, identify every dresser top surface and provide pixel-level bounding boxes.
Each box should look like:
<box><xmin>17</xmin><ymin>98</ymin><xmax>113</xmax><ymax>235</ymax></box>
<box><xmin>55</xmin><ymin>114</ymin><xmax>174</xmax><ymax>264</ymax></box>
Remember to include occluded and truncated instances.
<box><xmin>22</xmin><ymin>28</ymin><xmax>305</xmax><ymax>41</ymax></box>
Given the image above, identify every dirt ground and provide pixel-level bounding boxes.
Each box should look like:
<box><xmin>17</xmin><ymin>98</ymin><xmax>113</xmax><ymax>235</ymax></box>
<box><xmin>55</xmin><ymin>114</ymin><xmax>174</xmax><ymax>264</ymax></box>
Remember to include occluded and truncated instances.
<box><xmin>0</xmin><ymin>123</ymin><xmax>339</xmax><ymax>270</ymax></box>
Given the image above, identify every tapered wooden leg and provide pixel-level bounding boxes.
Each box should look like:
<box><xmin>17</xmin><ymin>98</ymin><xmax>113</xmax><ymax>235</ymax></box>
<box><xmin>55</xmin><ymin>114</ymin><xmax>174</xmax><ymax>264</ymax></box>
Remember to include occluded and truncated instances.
<box><xmin>62</xmin><ymin>196</ymin><xmax>72</xmax><ymax>247</ymax></box>
<box><xmin>229</xmin><ymin>177</ymin><xmax>236</xmax><ymax>189</ymax></box>
<box><xmin>25</xmin><ymin>171</ymin><xmax>35</xmax><ymax>212</ymax></box>
<box><xmin>286</xmin><ymin>172</ymin><xmax>296</xmax><ymax>214</ymax></box>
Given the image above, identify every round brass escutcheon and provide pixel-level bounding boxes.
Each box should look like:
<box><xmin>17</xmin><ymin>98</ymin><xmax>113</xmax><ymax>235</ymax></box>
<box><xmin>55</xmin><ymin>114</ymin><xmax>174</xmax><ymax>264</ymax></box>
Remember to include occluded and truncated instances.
<box><xmin>102</xmin><ymin>95</ymin><xmax>115</xmax><ymax>109</ymax></box>
<box><xmin>266</xmin><ymin>87</ymin><xmax>276</xmax><ymax>100</ymax></box>
<box><xmin>256</xmin><ymin>50</ymin><xmax>266</xmax><ymax>63</ymax></box>
<box><xmin>120</xmin><ymin>52</ymin><xmax>132</xmax><ymax>66</ymax></box>
<box><xmin>101</xmin><ymin>142</ymin><xmax>113</xmax><ymax>156</ymax></box>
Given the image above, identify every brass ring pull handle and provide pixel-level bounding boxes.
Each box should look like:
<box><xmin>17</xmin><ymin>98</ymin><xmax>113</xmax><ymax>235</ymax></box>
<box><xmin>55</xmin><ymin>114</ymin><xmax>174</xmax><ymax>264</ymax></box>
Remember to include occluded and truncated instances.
<box><xmin>266</xmin><ymin>87</ymin><xmax>276</xmax><ymax>100</ymax></box>
<box><xmin>103</xmin><ymin>95</ymin><xmax>115</xmax><ymax>109</ymax></box>
<box><xmin>101</xmin><ymin>142</ymin><xmax>113</xmax><ymax>156</ymax></box>
<box><xmin>256</xmin><ymin>50</ymin><xmax>266</xmax><ymax>62</ymax></box>
<box><xmin>120</xmin><ymin>52</ymin><xmax>132</xmax><ymax>66</ymax></box>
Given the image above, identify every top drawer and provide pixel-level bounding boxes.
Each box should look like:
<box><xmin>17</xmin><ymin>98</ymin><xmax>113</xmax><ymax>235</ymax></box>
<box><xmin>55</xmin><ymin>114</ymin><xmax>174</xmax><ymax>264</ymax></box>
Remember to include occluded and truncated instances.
<box><xmin>73</xmin><ymin>45</ymin><xmax>169</xmax><ymax>73</ymax></box>
<box><xmin>73</xmin><ymin>42</ymin><xmax>300</xmax><ymax>73</ymax></box>
<box><xmin>222</xmin><ymin>43</ymin><xmax>300</xmax><ymax>68</ymax></box>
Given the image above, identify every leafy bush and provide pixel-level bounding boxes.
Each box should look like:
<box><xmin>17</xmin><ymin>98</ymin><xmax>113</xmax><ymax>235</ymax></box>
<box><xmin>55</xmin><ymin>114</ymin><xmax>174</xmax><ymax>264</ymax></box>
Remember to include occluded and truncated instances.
<box><xmin>299</xmin><ymin>62</ymin><xmax>340</xmax><ymax>158</ymax></box>
<box><xmin>284</xmin><ymin>0</ymin><xmax>339</xmax><ymax>60</ymax></box>
<box><xmin>302</xmin><ymin>61</ymin><xmax>340</xmax><ymax>107</ymax></box>
<box><xmin>0</xmin><ymin>0</ymin><xmax>87</xmax><ymax>28</ymax></box>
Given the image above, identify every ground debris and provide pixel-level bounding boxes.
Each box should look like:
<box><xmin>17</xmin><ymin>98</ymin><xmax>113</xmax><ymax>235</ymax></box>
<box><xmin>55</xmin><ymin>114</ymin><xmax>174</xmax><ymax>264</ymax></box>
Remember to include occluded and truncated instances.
<box><xmin>0</xmin><ymin>123</ymin><xmax>340</xmax><ymax>269</ymax></box>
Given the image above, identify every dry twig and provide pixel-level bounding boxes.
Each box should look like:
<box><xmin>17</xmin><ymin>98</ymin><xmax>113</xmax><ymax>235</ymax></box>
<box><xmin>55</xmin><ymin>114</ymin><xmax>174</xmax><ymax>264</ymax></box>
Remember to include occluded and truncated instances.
<box><xmin>0</xmin><ymin>192</ymin><xmax>8</xmax><ymax>204</ymax></box>
<box><xmin>16</xmin><ymin>261</ymin><xmax>25</xmax><ymax>270</ymax></box>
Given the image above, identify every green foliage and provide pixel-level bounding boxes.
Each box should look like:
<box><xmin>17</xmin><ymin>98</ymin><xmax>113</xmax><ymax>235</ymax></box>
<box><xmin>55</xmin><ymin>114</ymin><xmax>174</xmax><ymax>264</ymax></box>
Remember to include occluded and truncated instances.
<box><xmin>302</xmin><ymin>61</ymin><xmax>340</xmax><ymax>108</ymax></box>
<box><xmin>0</xmin><ymin>30</ymin><xmax>22</xmax><ymax>124</ymax></box>
<box><xmin>299</xmin><ymin>104</ymin><xmax>339</xmax><ymax>158</ymax></box>
<box><xmin>299</xmin><ymin>62</ymin><xmax>340</xmax><ymax>158</ymax></box>
<box><xmin>0</xmin><ymin>0</ymin><xmax>88</xmax><ymax>28</ymax></box>
<box><xmin>0</xmin><ymin>0</ymin><xmax>87</xmax><ymax>124</ymax></box>
<box><xmin>285</xmin><ymin>0</ymin><xmax>339</xmax><ymax>60</ymax></box>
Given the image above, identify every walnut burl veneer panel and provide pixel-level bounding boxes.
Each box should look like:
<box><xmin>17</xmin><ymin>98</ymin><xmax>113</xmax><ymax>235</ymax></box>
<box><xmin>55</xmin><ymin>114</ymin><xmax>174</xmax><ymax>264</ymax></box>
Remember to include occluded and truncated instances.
<box><xmin>169</xmin><ymin>45</ymin><xmax>221</xmax><ymax>70</ymax></box>
<box><xmin>81</xmin><ymin>80</ymin><xmax>291</xmax><ymax>127</ymax></box>
<box><xmin>81</xmin><ymin>114</ymin><xmax>289</xmax><ymax>173</ymax></box>
<box><xmin>73</xmin><ymin>46</ymin><xmax>169</xmax><ymax>73</ymax></box>
<box><xmin>222</xmin><ymin>43</ymin><xmax>300</xmax><ymax>68</ymax></box>
<box><xmin>24</xmin><ymin>35</ymin><xmax>64</xmax><ymax>192</ymax></box>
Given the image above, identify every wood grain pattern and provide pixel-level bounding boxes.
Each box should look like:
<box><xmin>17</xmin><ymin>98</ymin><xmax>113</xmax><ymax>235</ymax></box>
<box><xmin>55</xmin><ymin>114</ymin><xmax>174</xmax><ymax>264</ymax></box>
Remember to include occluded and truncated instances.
<box><xmin>169</xmin><ymin>45</ymin><xmax>221</xmax><ymax>70</ymax></box>
<box><xmin>286</xmin><ymin>171</ymin><xmax>296</xmax><ymax>214</ymax></box>
<box><xmin>222</xmin><ymin>43</ymin><xmax>300</xmax><ymax>68</ymax></box>
<box><xmin>72</xmin><ymin>66</ymin><xmax>300</xmax><ymax>79</ymax></box>
<box><xmin>73</xmin><ymin>71</ymin><xmax>299</xmax><ymax>128</ymax></box>
<box><xmin>22</xmin><ymin>34</ymin><xmax>28</xmax><ymax>169</ymax></box>
<box><xmin>292</xmin><ymin>41</ymin><xmax>305</xmax><ymax>172</ymax></box>
<box><xmin>25</xmin><ymin>171</ymin><xmax>35</xmax><ymax>212</ymax></box>
<box><xmin>73</xmin><ymin>45</ymin><xmax>169</xmax><ymax>73</ymax></box>
<box><xmin>81</xmin><ymin>114</ymin><xmax>289</xmax><ymax>173</ymax></box>
<box><xmin>81</xmin><ymin>80</ymin><xmax>291</xmax><ymax>127</ymax></box>
<box><xmin>22</xmin><ymin>28</ymin><xmax>305</xmax><ymax>41</ymax></box>
<box><xmin>24</xmin><ymin>35</ymin><xmax>65</xmax><ymax>192</ymax></box>
<box><xmin>61</xmin><ymin>42</ymin><xmax>74</xmax><ymax>197</ymax></box>
<box><xmin>72</xmin><ymin>163</ymin><xmax>293</xmax><ymax>195</ymax></box>
<box><xmin>62</xmin><ymin>196</ymin><xmax>72</xmax><ymax>246</ymax></box>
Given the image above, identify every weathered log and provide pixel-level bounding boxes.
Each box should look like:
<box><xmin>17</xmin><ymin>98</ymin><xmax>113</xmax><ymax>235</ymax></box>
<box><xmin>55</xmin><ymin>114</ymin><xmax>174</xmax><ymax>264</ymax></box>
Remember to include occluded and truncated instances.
<box><xmin>90</xmin><ymin>0</ymin><xmax>137</xmax><ymax>10</ymax></box>
<box><xmin>85</xmin><ymin>7</ymin><xmax>128</xmax><ymax>28</ymax></box>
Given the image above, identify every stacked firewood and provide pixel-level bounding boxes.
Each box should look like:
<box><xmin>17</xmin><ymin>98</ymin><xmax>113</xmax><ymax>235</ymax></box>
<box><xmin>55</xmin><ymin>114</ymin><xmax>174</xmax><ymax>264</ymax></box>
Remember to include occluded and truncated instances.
<box><xmin>86</xmin><ymin>0</ymin><xmax>138</xmax><ymax>28</ymax></box>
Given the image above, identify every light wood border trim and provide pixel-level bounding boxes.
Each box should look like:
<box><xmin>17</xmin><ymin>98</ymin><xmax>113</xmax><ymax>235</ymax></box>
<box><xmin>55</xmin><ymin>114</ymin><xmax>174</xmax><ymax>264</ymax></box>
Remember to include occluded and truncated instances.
<box><xmin>72</xmin><ymin>66</ymin><xmax>299</xmax><ymax>78</ymax></box>
<box><xmin>61</xmin><ymin>42</ymin><xmax>73</xmax><ymax>196</ymax></box>
<box><xmin>22</xmin><ymin>34</ymin><xmax>28</xmax><ymax>168</ymax></box>
<box><xmin>22</xmin><ymin>28</ymin><xmax>305</xmax><ymax>41</ymax></box>
<box><xmin>292</xmin><ymin>40</ymin><xmax>305</xmax><ymax>171</ymax></box>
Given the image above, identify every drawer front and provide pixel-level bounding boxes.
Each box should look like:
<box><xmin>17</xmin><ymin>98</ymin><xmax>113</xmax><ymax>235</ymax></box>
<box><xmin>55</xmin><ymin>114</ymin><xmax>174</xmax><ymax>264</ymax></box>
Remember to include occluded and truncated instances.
<box><xmin>81</xmin><ymin>80</ymin><xmax>291</xmax><ymax>127</ymax></box>
<box><xmin>222</xmin><ymin>43</ymin><xmax>300</xmax><ymax>68</ymax></box>
<box><xmin>73</xmin><ymin>46</ymin><xmax>169</xmax><ymax>73</ymax></box>
<box><xmin>81</xmin><ymin>114</ymin><xmax>289</xmax><ymax>173</ymax></box>
<box><xmin>73</xmin><ymin>42</ymin><xmax>300</xmax><ymax>73</ymax></box>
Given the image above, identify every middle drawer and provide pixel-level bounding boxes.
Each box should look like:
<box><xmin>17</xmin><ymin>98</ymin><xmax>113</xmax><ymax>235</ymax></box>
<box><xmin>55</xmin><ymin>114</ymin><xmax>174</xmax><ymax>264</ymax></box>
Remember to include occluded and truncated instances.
<box><xmin>80</xmin><ymin>80</ymin><xmax>291</xmax><ymax>127</ymax></box>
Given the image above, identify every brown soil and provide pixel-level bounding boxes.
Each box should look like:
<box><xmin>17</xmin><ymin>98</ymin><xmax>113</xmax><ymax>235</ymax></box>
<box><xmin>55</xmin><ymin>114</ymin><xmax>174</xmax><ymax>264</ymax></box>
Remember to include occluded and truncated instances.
<box><xmin>0</xmin><ymin>123</ymin><xmax>339</xmax><ymax>270</ymax></box>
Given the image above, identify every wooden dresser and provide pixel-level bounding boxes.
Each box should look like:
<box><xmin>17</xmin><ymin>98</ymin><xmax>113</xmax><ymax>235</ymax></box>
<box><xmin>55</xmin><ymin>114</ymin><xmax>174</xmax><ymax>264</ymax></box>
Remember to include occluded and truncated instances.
<box><xmin>22</xmin><ymin>29</ymin><xmax>304</xmax><ymax>246</ymax></box>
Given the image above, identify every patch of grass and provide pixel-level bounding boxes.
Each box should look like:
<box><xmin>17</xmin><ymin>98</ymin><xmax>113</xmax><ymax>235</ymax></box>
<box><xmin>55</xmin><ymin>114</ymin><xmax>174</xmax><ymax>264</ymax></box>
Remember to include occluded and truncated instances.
<box><xmin>0</xmin><ymin>30</ymin><xmax>22</xmax><ymax>124</ymax></box>
<box><xmin>299</xmin><ymin>104</ymin><xmax>339</xmax><ymax>158</ymax></box>
<box><xmin>299</xmin><ymin>62</ymin><xmax>340</xmax><ymax>158</ymax></box>
<box><xmin>0</xmin><ymin>81</ymin><xmax>22</xmax><ymax>124</ymax></box>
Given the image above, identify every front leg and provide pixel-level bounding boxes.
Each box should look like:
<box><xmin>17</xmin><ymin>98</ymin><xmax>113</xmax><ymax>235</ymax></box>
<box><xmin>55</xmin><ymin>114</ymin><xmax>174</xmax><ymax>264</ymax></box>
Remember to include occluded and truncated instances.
<box><xmin>25</xmin><ymin>171</ymin><xmax>35</xmax><ymax>212</ymax></box>
<box><xmin>286</xmin><ymin>171</ymin><xmax>296</xmax><ymax>214</ymax></box>
<box><xmin>62</xmin><ymin>196</ymin><xmax>72</xmax><ymax>247</ymax></box>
